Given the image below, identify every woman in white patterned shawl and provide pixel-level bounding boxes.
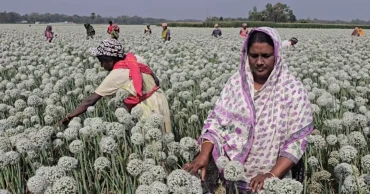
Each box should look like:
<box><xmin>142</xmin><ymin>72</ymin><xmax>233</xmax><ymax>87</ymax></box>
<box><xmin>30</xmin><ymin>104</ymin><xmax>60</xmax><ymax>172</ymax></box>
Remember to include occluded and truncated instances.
<box><xmin>184</xmin><ymin>27</ymin><xmax>314</xmax><ymax>193</ymax></box>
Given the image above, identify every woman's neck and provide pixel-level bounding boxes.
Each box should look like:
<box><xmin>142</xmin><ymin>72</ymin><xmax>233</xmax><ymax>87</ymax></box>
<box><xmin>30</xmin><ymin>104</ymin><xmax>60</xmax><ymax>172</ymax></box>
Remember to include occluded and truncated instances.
<box><xmin>253</xmin><ymin>76</ymin><xmax>267</xmax><ymax>85</ymax></box>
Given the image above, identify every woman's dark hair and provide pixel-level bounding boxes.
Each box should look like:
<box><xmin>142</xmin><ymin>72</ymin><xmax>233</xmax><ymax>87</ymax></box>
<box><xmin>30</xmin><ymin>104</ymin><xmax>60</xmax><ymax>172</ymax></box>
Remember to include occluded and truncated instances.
<box><xmin>97</xmin><ymin>55</ymin><xmax>125</xmax><ymax>64</ymax></box>
<box><xmin>109</xmin><ymin>21</ymin><xmax>113</xmax><ymax>25</ymax></box>
<box><xmin>247</xmin><ymin>31</ymin><xmax>274</xmax><ymax>53</ymax></box>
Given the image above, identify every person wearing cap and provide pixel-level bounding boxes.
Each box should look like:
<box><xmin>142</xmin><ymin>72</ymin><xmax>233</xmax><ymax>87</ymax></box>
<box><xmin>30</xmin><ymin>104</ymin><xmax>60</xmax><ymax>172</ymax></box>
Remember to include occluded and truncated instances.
<box><xmin>282</xmin><ymin>37</ymin><xmax>298</xmax><ymax>48</ymax></box>
<box><xmin>211</xmin><ymin>24</ymin><xmax>222</xmax><ymax>38</ymax></box>
<box><xmin>59</xmin><ymin>39</ymin><xmax>172</xmax><ymax>133</ymax></box>
<box><xmin>240</xmin><ymin>23</ymin><xmax>249</xmax><ymax>37</ymax></box>
<box><xmin>144</xmin><ymin>25</ymin><xmax>152</xmax><ymax>35</ymax></box>
<box><xmin>161</xmin><ymin>23</ymin><xmax>171</xmax><ymax>41</ymax></box>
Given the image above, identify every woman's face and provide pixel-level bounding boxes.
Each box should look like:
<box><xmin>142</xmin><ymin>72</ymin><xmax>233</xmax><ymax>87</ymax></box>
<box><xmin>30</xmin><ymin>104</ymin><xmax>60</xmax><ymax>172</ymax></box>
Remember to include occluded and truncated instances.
<box><xmin>100</xmin><ymin>60</ymin><xmax>114</xmax><ymax>71</ymax></box>
<box><xmin>247</xmin><ymin>42</ymin><xmax>275</xmax><ymax>80</ymax></box>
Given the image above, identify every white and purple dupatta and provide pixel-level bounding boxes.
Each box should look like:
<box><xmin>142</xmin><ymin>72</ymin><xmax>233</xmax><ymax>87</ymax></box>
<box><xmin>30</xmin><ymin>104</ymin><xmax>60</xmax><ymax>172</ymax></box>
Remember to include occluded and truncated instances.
<box><xmin>200</xmin><ymin>27</ymin><xmax>313</xmax><ymax>190</ymax></box>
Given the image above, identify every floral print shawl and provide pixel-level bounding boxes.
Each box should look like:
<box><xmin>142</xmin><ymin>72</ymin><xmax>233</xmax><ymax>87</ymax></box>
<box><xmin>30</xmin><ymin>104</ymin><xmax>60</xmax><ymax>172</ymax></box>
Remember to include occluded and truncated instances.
<box><xmin>200</xmin><ymin>27</ymin><xmax>313</xmax><ymax>190</ymax></box>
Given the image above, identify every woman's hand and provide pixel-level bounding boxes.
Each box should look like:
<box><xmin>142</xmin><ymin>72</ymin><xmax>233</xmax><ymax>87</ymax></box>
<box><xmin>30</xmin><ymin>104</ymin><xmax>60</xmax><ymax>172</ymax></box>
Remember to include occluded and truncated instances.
<box><xmin>183</xmin><ymin>152</ymin><xmax>209</xmax><ymax>180</ymax></box>
<box><xmin>249</xmin><ymin>173</ymin><xmax>274</xmax><ymax>192</ymax></box>
<box><xmin>58</xmin><ymin>116</ymin><xmax>70</xmax><ymax>126</ymax></box>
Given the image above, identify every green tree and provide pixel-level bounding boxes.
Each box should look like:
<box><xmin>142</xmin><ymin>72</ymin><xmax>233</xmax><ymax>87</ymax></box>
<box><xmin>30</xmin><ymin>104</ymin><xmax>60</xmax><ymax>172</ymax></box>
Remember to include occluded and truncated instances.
<box><xmin>248</xmin><ymin>3</ymin><xmax>297</xmax><ymax>23</ymax></box>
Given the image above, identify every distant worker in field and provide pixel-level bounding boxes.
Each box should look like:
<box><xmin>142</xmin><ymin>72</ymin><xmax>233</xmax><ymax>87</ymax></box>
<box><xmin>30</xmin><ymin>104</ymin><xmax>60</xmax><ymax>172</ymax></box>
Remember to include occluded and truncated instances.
<box><xmin>162</xmin><ymin>23</ymin><xmax>171</xmax><ymax>41</ymax></box>
<box><xmin>107</xmin><ymin>21</ymin><xmax>113</xmax><ymax>34</ymax></box>
<box><xmin>282</xmin><ymin>37</ymin><xmax>298</xmax><ymax>48</ymax></box>
<box><xmin>212</xmin><ymin>23</ymin><xmax>222</xmax><ymax>37</ymax></box>
<box><xmin>359</xmin><ymin>28</ymin><xmax>364</xmax><ymax>36</ymax></box>
<box><xmin>44</xmin><ymin>25</ymin><xmax>54</xmax><ymax>43</ymax></box>
<box><xmin>144</xmin><ymin>25</ymin><xmax>152</xmax><ymax>35</ymax></box>
<box><xmin>84</xmin><ymin>23</ymin><xmax>95</xmax><ymax>39</ymax></box>
<box><xmin>110</xmin><ymin>24</ymin><xmax>120</xmax><ymax>40</ymax></box>
<box><xmin>240</xmin><ymin>23</ymin><xmax>249</xmax><ymax>37</ymax></box>
<box><xmin>351</xmin><ymin>27</ymin><xmax>360</xmax><ymax>36</ymax></box>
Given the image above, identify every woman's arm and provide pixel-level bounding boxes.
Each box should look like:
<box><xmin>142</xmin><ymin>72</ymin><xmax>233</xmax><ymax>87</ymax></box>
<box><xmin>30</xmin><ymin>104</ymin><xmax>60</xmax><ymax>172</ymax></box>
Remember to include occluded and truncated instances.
<box><xmin>68</xmin><ymin>93</ymin><xmax>102</xmax><ymax>118</ymax></box>
<box><xmin>60</xmin><ymin>93</ymin><xmax>102</xmax><ymax>125</ymax></box>
<box><xmin>269</xmin><ymin>157</ymin><xmax>295</xmax><ymax>177</ymax></box>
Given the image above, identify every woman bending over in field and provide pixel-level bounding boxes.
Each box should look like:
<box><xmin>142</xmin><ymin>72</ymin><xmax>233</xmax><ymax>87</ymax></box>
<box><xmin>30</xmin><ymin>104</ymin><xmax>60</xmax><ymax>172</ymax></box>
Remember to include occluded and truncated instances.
<box><xmin>44</xmin><ymin>25</ymin><xmax>54</xmax><ymax>43</ymax></box>
<box><xmin>352</xmin><ymin>27</ymin><xmax>360</xmax><ymax>36</ymax></box>
<box><xmin>84</xmin><ymin>23</ymin><xmax>95</xmax><ymax>39</ymax></box>
<box><xmin>59</xmin><ymin>39</ymin><xmax>172</xmax><ymax>133</ymax></box>
<box><xmin>184</xmin><ymin>27</ymin><xmax>313</xmax><ymax>193</ymax></box>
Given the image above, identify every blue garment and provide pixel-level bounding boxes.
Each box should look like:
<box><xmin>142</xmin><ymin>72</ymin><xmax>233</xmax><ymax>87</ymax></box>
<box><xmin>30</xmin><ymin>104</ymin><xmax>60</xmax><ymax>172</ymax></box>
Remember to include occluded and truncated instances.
<box><xmin>212</xmin><ymin>29</ymin><xmax>222</xmax><ymax>37</ymax></box>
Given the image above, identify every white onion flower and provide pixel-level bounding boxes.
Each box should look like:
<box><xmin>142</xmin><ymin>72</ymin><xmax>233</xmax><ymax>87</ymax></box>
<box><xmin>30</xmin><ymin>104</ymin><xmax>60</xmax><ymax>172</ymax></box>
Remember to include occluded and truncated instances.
<box><xmin>127</xmin><ymin>159</ymin><xmax>143</xmax><ymax>176</ymax></box>
<box><xmin>94</xmin><ymin>157</ymin><xmax>111</xmax><ymax>171</ymax></box>
<box><xmin>69</xmin><ymin>140</ymin><xmax>84</xmax><ymax>154</ymax></box>
<box><xmin>151</xmin><ymin>165</ymin><xmax>166</xmax><ymax>181</ymax></box>
<box><xmin>216</xmin><ymin>156</ymin><xmax>230</xmax><ymax>169</ymax></box>
<box><xmin>223</xmin><ymin>160</ymin><xmax>244</xmax><ymax>181</ymax></box>
<box><xmin>139</xmin><ymin>171</ymin><xmax>154</xmax><ymax>185</ymax></box>
<box><xmin>99</xmin><ymin>136</ymin><xmax>118</xmax><ymax>154</ymax></box>
<box><xmin>339</xmin><ymin>145</ymin><xmax>358</xmax><ymax>163</ymax></box>
<box><xmin>51</xmin><ymin>176</ymin><xmax>78</xmax><ymax>194</ymax></box>
<box><xmin>27</xmin><ymin>175</ymin><xmax>48</xmax><ymax>194</ymax></box>
<box><xmin>57</xmin><ymin>156</ymin><xmax>78</xmax><ymax>171</ymax></box>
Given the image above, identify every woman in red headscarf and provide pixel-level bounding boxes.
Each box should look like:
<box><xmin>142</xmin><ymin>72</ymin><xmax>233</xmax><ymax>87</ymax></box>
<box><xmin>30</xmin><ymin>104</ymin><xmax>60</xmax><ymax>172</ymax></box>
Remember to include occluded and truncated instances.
<box><xmin>110</xmin><ymin>24</ymin><xmax>120</xmax><ymax>39</ymax></box>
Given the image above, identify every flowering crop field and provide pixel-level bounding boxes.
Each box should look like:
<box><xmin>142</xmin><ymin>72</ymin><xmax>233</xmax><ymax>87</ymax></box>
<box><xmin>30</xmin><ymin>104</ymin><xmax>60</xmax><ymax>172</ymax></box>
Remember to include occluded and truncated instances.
<box><xmin>0</xmin><ymin>24</ymin><xmax>369</xmax><ymax>194</ymax></box>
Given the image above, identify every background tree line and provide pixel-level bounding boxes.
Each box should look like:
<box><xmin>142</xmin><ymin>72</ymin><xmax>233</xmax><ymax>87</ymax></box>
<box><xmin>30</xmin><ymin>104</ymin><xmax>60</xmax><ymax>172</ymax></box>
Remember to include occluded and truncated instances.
<box><xmin>206</xmin><ymin>3</ymin><xmax>370</xmax><ymax>25</ymax></box>
<box><xmin>2</xmin><ymin>2</ymin><xmax>370</xmax><ymax>25</ymax></box>
<box><xmin>0</xmin><ymin>12</ymin><xmax>201</xmax><ymax>24</ymax></box>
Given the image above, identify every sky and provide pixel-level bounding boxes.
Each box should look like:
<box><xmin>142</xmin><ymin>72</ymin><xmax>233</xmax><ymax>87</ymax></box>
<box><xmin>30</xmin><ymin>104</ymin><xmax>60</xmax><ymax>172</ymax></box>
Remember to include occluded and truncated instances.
<box><xmin>2</xmin><ymin>0</ymin><xmax>370</xmax><ymax>21</ymax></box>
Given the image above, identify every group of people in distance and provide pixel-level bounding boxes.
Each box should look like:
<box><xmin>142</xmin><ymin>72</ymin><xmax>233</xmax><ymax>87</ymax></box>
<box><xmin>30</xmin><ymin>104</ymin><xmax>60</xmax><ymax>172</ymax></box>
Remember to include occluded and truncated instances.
<box><xmin>212</xmin><ymin>23</ymin><xmax>299</xmax><ymax>48</ymax></box>
<box><xmin>43</xmin><ymin>21</ymin><xmax>171</xmax><ymax>42</ymax></box>
<box><xmin>351</xmin><ymin>27</ymin><xmax>364</xmax><ymax>37</ymax></box>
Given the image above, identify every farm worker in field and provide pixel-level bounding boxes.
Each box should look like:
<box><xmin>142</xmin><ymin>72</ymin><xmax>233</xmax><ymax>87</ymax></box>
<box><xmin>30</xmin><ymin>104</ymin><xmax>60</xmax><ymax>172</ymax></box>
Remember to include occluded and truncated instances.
<box><xmin>359</xmin><ymin>28</ymin><xmax>364</xmax><ymax>36</ymax></box>
<box><xmin>84</xmin><ymin>23</ymin><xmax>95</xmax><ymax>39</ymax></box>
<box><xmin>59</xmin><ymin>39</ymin><xmax>172</xmax><ymax>133</ymax></box>
<box><xmin>144</xmin><ymin>25</ymin><xmax>152</xmax><ymax>34</ymax></box>
<box><xmin>161</xmin><ymin>23</ymin><xmax>171</xmax><ymax>41</ymax></box>
<box><xmin>107</xmin><ymin>21</ymin><xmax>113</xmax><ymax>34</ymax></box>
<box><xmin>44</xmin><ymin>25</ymin><xmax>54</xmax><ymax>43</ymax></box>
<box><xmin>351</xmin><ymin>27</ymin><xmax>360</xmax><ymax>36</ymax></box>
<box><xmin>110</xmin><ymin>24</ymin><xmax>120</xmax><ymax>39</ymax></box>
<box><xmin>212</xmin><ymin>24</ymin><xmax>222</xmax><ymax>37</ymax></box>
<box><xmin>240</xmin><ymin>23</ymin><xmax>249</xmax><ymax>37</ymax></box>
<box><xmin>282</xmin><ymin>37</ymin><xmax>298</xmax><ymax>48</ymax></box>
<box><xmin>184</xmin><ymin>27</ymin><xmax>313</xmax><ymax>193</ymax></box>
